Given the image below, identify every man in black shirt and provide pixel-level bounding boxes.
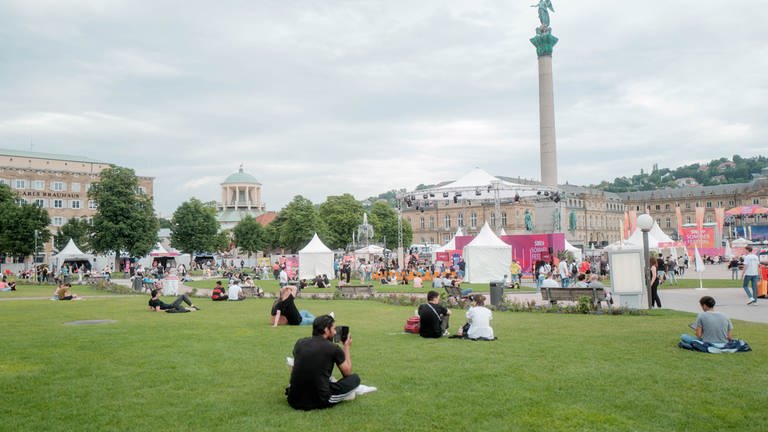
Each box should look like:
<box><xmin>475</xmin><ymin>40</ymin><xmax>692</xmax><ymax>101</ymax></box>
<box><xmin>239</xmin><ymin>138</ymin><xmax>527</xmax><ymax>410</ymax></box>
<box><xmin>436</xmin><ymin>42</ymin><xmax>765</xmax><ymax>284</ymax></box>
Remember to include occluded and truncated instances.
<box><xmin>286</xmin><ymin>315</ymin><xmax>360</xmax><ymax>410</ymax></box>
<box><xmin>147</xmin><ymin>289</ymin><xmax>200</xmax><ymax>312</ymax></box>
<box><xmin>418</xmin><ymin>290</ymin><xmax>451</xmax><ymax>338</ymax></box>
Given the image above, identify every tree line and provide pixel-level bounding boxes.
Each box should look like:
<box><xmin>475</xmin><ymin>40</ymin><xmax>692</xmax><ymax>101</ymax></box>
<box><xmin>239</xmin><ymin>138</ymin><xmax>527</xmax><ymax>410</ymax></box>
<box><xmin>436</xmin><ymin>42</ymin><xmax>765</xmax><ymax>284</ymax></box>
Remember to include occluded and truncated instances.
<box><xmin>0</xmin><ymin>166</ymin><xmax>412</xmax><ymax>263</ymax></box>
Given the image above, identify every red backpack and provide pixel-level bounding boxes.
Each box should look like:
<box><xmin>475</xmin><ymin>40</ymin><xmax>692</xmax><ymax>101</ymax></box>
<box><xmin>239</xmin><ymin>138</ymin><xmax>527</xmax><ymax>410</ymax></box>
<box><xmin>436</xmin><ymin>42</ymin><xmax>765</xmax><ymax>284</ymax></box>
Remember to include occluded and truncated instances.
<box><xmin>404</xmin><ymin>316</ymin><xmax>420</xmax><ymax>334</ymax></box>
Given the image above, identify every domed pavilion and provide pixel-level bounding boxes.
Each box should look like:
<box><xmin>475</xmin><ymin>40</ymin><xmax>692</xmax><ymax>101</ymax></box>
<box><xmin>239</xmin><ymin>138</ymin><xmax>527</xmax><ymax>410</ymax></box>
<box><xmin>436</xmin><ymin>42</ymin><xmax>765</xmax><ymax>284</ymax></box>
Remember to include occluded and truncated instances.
<box><xmin>216</xmin><ymin>164</ymin><xmax>266</xmax><ymax>230</ymax></box>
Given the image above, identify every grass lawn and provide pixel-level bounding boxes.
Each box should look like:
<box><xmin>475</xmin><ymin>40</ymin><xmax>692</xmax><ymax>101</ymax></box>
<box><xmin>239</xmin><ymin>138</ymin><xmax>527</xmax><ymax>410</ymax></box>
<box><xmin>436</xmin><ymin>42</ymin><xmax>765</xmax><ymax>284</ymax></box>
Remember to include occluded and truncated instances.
<box><xmin>2</xmin><ymin>293</ymin><xmax>767</xmax><ymax>431</ymax></box>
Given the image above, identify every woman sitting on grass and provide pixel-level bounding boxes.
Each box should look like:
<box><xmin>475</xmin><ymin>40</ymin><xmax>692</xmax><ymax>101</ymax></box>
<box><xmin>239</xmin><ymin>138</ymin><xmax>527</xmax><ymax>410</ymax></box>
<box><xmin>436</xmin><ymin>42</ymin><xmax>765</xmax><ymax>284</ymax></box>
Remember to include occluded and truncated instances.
<box><xmin>55</xmin><ymin>283</ymin><xmax>81</xmax><ymax>301</ymax></box>
<box><xmin>455</xmin><ymin>295</ymin><xmax>494</xmax><ymax>341</ymax></box>
<box><xmin>271</xmin><ymin>286</ymin><xmax>315</xmax><ymax>326</ymax></box>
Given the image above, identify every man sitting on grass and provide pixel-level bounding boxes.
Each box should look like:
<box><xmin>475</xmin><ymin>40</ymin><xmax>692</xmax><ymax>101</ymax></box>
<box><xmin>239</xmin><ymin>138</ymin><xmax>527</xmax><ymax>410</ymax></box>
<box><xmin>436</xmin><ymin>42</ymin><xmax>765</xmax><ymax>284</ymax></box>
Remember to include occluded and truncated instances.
<box><xmin>148</xmin><ymin>289</ymin><xmax>200</xmax><ymax>313</ymax></box>
<box><xmin>286</xmin><ymin>315</ymin><xmax>360</xmax><ymax>410</ymax></box>
<box><xmin>679</xmin><ymin>296</ymin><xmax>750</xmax><ymax>353</ymax></box>
<box><xmin>418</xmin><ymin>290</ymin><xmax>451</xmax><ymax>338</ymax></box>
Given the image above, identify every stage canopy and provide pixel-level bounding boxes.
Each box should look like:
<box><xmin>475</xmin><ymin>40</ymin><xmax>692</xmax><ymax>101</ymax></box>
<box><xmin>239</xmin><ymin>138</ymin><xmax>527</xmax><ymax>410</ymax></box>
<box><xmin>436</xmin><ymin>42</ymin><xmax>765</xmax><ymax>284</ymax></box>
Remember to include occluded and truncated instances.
<box><xmin>299</xmin><ymin>233</ymin><xmax>335</xmax><ymax>280</ymax></box>
<box><xmin>54</xmin><ymin>239</ymin><xmax>94</xmax><ymax>262</ymax></box>
<box><xmin>463</xmin><ymin>222</ymin><xmax>511</xmax><ymax>283</ymax></box>
<box><xmin>397</xmin><ymin>168</ymin><xmax>559</xmax><ymax>207</ymax></box>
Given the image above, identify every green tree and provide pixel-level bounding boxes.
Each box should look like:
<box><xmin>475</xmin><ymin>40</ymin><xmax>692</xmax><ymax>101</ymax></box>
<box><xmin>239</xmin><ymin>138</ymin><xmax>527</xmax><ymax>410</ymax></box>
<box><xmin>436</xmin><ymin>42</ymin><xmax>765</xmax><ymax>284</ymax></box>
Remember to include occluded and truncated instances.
<box><xmin>170</xmin><ymin>198</ymin><xmax>220</xmax><ymax>254</ymax></box>
<box><xmin>212</xmin><ymin>230</ymin><xmax>232</xmax><ymax>253</ymax></box>
<box><xmin>89</xmin><ymin>166</ymin><xmax>158</xmax><ymax>268</ymax></box>
<box><xmin>54</xmin><ymin>217</ymin><xmax>92</xmax><ymax>252</ymax></box>
<box><xmin>0</xmin><ymin>184</ymin><xmax>51</xmax><ymax>258</ymax></box>
<box><xmin>158</xmin><ymin>217</ymin><xmax>172</xmax><ymax>229</ymax></box>
<box><xmin>271</xmin><ymin>195</ymin><xmax>321</xmax><ymax>252</ymax></box>
<box><xmin>318</xmin><ymin>194</ymin><xmax>364</xmax><ymax>249</ymax></box>
<box><xmin>233</xmin><ymin>215</ymin><xmax>267</xmax><ymax>256</ymax></box>
<box><xmin>368</xmin><ymin>200</ymin><xmax>412</xmax><ymax>250</ymax></box>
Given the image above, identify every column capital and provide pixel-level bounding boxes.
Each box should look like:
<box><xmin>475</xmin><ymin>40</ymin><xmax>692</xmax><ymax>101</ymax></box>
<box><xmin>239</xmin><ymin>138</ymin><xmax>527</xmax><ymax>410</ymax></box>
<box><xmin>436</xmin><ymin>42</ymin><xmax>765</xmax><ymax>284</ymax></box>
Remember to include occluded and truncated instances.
<box><xmin>530</xmin><ymin>31</ymin><xmax>558</xmax><ymax>57</ymax></box>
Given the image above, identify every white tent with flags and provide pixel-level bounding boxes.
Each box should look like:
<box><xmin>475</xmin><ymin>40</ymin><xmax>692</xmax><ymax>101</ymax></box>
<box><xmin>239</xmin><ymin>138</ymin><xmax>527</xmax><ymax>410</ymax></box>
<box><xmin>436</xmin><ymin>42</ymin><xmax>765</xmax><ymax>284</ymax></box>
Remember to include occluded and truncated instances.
<box><xmin>299</xmin><ymin>233</ymin><xmax>335</xmax><ymax>280</ymax></box>
<box><xmin>463</xmin><ymin>222</ymin><xmax>511</xmax><ymax>283</ymax></box>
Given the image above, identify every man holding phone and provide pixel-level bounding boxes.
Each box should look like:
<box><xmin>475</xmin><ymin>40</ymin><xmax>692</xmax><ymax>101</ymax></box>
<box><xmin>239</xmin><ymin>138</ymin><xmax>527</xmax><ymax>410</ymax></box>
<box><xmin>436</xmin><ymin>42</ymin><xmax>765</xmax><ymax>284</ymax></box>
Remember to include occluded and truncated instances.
<box><xmin>286</xmin><ymin>315</ymin><xmax>360</xmax><ymax>410</ymax></box>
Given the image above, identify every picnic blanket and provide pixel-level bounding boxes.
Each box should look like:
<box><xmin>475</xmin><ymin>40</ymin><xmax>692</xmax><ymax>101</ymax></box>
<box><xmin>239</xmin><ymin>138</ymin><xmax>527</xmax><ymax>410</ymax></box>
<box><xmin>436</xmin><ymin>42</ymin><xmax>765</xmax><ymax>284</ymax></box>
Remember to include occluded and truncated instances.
<box><xmin>678</xmin><ymin>339</ymin><xmax>751</xmax><ymax>353</ymax></box>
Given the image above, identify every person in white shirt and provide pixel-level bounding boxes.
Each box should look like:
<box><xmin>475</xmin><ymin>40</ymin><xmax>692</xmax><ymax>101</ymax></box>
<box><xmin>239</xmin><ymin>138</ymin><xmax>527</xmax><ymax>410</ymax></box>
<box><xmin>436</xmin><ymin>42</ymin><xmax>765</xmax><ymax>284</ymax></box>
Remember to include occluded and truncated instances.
<box><xmin>540</xmin><ymin>273</ymin><xmax>560</xmax><ymax>288</ymax></box>
<box><xmin>279</xmin><ymin>267</ymin><xmax>289</xmax><ymax>288</ymax></box>
<box><xmin>742</xmin><ymin>246</ymin><xmax>760</xmax><ymax>305</ymax></box>
<box><xmin>558</xmin><ymin>260</ymin><xmax>570</xmax><ymax>288</ymax></box>
<box><xmin>227</xmin><ymin>279</ymin><xmax>245</xmax><ymax>301</ymax></box>
<box><xmin>462</xmin><ymin>295</ymin><xmax>494</xmax><ymax>340</ymax></box>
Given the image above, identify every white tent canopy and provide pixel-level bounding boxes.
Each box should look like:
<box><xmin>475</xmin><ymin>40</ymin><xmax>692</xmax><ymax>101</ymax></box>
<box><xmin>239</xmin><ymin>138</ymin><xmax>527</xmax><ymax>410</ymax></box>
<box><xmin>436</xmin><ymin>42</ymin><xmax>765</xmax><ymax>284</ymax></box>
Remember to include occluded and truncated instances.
<box><xmin>433</xmin><ymin>228</ymin><xmax>464</xmax><ymax>260</ymax></box>
<box><xmin>354</xmin><ymin>244</ymin><xmax>386</xmax><ymax>255</ymax></box>
<box><xmin>731</xmin><ymin>237</ymin><xmax>752</xmax><ymax>247</ymax></box>
<box><xmin>463</xmin><ymin>222</ymin><xmax>512</xmax><ymax>283</ymax></box>
<box><xmin>299</xmin><ymin>233</ymin><xmax>335</xmax><ymax>280</ymax></box>
<box><xmin>149</xmin><ymin>242</ymin><xmax>179</xmax><ymax>257</ymax></box>
<box><xmin>564</xmin><ymin>239</ymin><xmax>583</xmax><ymax>262</ymax></box>
<box><xmin>404</xmin><ymin>168</ymin><xmax>558</xmax><ymax>203</ymax></box>
<box><xmin>54</xmin><ymin>239</ymin><xmax>93</xmax><ymax>262</ymax></box>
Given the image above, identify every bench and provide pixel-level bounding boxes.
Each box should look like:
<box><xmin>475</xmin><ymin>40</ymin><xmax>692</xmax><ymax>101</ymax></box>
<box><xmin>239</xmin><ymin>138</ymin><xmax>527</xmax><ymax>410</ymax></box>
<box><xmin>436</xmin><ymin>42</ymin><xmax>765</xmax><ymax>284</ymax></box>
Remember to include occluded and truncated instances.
<box><xmin>336</xmin><ymin>285</ymin><xmax>375</xmax><ymax>298</ymax></box>
<box><xmin>444</xmin><ymin>286</ymin><xmax>468</xmax><ymax>301</ymax></box>
<box><xmin>540</xmin><ymin>286</ymin><xmax>608</xmax><ymax>308</ymax></box>
<box><xmin>242</xmin><ymin>286</ymin><xmax>264</xmax><ymax>297</ymax></box>
<box><xmin>86</xmin><ymin>275</ymin><xmax>107</xmax><ymax>285</ymax></box>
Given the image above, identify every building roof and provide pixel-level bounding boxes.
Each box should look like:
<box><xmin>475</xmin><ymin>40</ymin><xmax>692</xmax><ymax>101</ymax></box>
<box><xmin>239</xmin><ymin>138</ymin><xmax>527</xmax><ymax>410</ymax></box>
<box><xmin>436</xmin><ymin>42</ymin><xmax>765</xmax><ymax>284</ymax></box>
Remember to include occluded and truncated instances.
<box><xmin>0</xmin><ymin>148</ymin><xmax>109</xmax><ymax>164</ymax></box>
<box><xmin>621</xmin><ymin>177</ymin><xmax>767</xmax><ymax>201</ymax></box>
<box><xmin>222</xmin><ymin>164</ymin><xmax>259</xmax><ymax>184</ymax></box>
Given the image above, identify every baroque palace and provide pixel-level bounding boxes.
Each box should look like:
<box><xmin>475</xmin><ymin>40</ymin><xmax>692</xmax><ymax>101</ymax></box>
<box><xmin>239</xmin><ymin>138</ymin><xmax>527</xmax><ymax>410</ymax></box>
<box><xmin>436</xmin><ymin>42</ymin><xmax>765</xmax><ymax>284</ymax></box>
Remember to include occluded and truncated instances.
<box><xmin>0</xmin><ymin>148</ymin><xmax>154</xmax><ymax>261</ymax></box>
<box><xmin>403</xmin><ymin>169</ymin><xmax>768</xmax><ymax>250</ymax></box>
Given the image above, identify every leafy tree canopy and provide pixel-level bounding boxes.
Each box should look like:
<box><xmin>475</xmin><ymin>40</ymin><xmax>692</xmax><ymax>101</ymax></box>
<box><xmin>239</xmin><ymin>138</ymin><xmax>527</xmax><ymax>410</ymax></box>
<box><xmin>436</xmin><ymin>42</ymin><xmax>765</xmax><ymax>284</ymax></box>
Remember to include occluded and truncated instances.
<box><xmin>270</xmin><ymin>195</ymin><xmax>322</xmax><ymax>252</ymax></box>
<box><xmin>0</xmin><ymin>184</ymin><xmax>51</xmax><ymax>257</ymax></box>
<box><xmin>233</xmin><ymin>215</ymin><xmax>267</xmax><ymax>256</ymax></box>
<box><xmin>170</xmin><ymin>198</ymin><xmax>220</xmax><ymax>254</ymax></box>
<box><xmin>54</xmin><ymin>218</ymin><xmax>92</xmax><ymax>252</ymax></box>
<box><xmin>318</xmin><ymin>194</ymin><xmax>363</xmax><ymax>250</ymax></box>
<box><xmin>89</xmin><ymin>166</ymin><xmax>158</xmax><ymax>262</ymax></box>
<box><xmin>368</xmin><ymin>200</ymin><xmax>412</xmax><ymax>250</ymax></box>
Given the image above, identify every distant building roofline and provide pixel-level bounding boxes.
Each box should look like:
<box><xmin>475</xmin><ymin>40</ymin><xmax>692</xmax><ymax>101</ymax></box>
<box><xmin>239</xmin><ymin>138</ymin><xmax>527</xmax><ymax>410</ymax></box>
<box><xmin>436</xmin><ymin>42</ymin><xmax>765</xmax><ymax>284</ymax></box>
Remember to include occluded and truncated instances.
<box><xmin>0</xmin><ymin>148</ymin><xmax>110</xmax><ymax>164</ymax></box>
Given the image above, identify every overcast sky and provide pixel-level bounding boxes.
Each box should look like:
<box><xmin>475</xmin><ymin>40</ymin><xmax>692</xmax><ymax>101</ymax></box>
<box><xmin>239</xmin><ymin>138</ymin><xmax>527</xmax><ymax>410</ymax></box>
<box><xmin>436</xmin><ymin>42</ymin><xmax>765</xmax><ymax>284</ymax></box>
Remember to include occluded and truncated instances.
<box><xmin>1</xmin><ymin>1</ymin><xmax>766</xmax><ymax>216</ymax></box>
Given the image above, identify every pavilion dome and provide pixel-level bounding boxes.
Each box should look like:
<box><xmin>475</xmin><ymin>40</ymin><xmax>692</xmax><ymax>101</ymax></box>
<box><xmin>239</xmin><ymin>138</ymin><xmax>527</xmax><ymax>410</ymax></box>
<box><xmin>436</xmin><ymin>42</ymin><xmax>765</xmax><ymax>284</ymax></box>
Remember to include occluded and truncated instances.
<box><xmin>222</xmin><ymin>164</ymin><xmax>259</xmax><ymax>185</ymax></box>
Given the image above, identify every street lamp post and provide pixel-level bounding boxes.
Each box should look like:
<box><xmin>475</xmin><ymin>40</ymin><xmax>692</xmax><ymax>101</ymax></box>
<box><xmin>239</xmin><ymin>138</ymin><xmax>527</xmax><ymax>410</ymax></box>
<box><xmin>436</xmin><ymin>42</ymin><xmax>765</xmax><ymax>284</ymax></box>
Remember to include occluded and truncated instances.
<box><xmin>637</xmin><ymin>213</ymin><xmax>654</xmax><ymax>309</ymax></box>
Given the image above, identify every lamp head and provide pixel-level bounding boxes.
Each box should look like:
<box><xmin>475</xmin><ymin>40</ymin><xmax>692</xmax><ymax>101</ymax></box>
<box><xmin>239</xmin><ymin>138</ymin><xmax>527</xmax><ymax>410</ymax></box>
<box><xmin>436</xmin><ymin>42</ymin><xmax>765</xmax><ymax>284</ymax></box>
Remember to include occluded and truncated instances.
<box><xmin>637</xmin><ymin>213</ymin><xmax>654</xmax><ymax>231</ymax></box>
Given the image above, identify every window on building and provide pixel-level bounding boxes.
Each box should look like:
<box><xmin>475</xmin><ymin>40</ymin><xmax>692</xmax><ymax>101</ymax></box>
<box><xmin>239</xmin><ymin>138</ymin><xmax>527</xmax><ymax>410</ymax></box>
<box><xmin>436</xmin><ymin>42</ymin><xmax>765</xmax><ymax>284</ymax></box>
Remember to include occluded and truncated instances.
<box><xmin>717</xmin><ymin>201</ymin><xmax>723</xmax><ymax>207</ymax></box>
<box><xmin>16</xmin><ymin>198</ymin><xmax>27</xmax><ymax>205</ymax></box>
<box><xmin>685</xmin><ymin>203</ymin><xmax>691</xmax><ymax>209</ymax></box>
<box><xmin>14</xmin><ymin>179</ymin><xmax>26</xmax><ymax>189</ymax></box>
<box><xmin>665</xmin><ymin>204</ymin><xmax>670</xmax><ymax>210</ymax></box>
<box><xmin>33</xmin><ymin>180</ymin><xmax>45</xmax><ymax>190</ymax></box>
<box><xmin>86</xmin><ymin>183</ymin><xmax>93</xmax><ymax>191</ymax></box>
<box><xmin>705</xmin><ymin>216</ymin><xmax>713</xmax><ymax>223</ymax></box>
<box><xmin>665</xmin><ymin>218</ymin><xmax>671</xmax><ymax>228</ymax></box>
<box><xmin>34</xmin><ymin>199</ymin><xmax>46</xmax><ymax>208</ymax></box>
<box><xmin>0</xmin><ymin>179</ymin><xmax>7</xmax><ymax>185</ymax></box>
<box><xmin>490</xmin><ymin>213</ymin><xmax>496</xmax><ymax>227</ymax></box>
<box><xmin>457</xmin><ymin>213</ymin><xmax>464</xmax><ymax>227</ymax></box>
<box><xmin>88</xmin><ymin>200</ymin><xmax>98</xmax><ymax>209</ymax></box>
<box><xmin>53</xmin><ymin>182</ymin><xmax>65</xmax><ymax>191</ymax></box>
<box><xmin>443</xmin><ymin>234</ymin><xmax>451</xmax><ymax>243</ymax></box>
<box><xmin>52</xmin><ymin>216</ymin><xmax>65</xmax><ymax>226</ymax></box>
<box><xmin>706</xmin><ymin>201</ymin><xmax>712</xmax><ymax>208</ymax></box>
<box><xmin>71</xmin><ymin>183</ymin><xmax>80</xmax><ymax>192</ymax></box>
<box><xmin>501</xmin><ymin>212</ymin><xmax>508</xmax><ymax>226</ymax></box>
<box><xmin>71</xmin><ymin>200</ymin><xmax>81</xmax><ymax>209</ymax></box>
<box><xmin>53</xmin><ymin>199</ymin><xmax>64</xmax><ymax>208</ymax></box>
<box><xmin>470</xmin><ymin>212</ymin><xmax>477</xmax><ymax>228</ymax></box>
<box><xmin>686</xmin><ymin>216</ymin><xmax>691</xmax><ymax>224</ymax></box>
<box><xmin>444</xmin><ymin>214</ymin><xmax>451</xmax><ymax>230</ymax></box>
<box><xmin>138</xmin><ymin>186</ymin><xmax>146</xmax><ymax>194</ymax></box>
<box><xmin>728</xmin><ymin>200</ymin><xmax>735</xmax><ymax>206</ymax></box>
<box><xmin>754</xmin><ymin>198</ymin><xmax>761</xmax><ymax>205</ymax></box>
<box><xmin>655</xmin><ymin>204</ymin><xmax>660</xmax><ymax>210</ymax></box>
<box><xmin>429</xmin><ymin>216</ymin><xmax>434</xmax><ymax>229</ymax></box>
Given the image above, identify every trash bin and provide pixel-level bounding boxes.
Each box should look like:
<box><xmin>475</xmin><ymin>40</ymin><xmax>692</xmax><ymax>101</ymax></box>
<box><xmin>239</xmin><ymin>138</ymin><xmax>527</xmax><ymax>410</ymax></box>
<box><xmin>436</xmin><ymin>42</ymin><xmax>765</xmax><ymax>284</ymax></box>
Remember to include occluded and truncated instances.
<box><xmin>489</xmin><ymin>281</ymin><xmax>504</xmax><ymax>307</ymax></box>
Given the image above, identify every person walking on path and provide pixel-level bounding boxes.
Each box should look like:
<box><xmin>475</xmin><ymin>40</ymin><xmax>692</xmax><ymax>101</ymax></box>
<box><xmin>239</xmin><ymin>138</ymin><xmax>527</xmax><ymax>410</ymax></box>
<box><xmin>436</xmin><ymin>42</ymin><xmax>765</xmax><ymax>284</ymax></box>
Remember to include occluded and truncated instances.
<box><xmin>742</xmin><ymin>246</ymin><xmax>760</xmax><ymax>305</ymax></box>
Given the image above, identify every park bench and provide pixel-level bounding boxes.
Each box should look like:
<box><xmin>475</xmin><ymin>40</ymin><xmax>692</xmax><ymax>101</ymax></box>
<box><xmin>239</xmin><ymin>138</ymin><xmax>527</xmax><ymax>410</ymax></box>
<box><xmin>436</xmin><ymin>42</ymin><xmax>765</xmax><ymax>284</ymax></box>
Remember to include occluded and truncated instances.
<box><xmin>540</xmin><ymin>286</ymin><xmax>608</xmax><ymax>308</ymax></box>
<box><xmin>86</xmin><ymin>275</ymin><xmax>107</xmax><ymax>285</ymax></box>
<box><xmin>444</xmin><ymin>285</ymin><xmax>469</xmax><ymax>301</ymax></box>
<box><xmin>242</xmin><ymin>286</ymin><xmax>264</xmax><ymax>297</ymax></box>
<box><xmin>336</xmin><ymin>284</ymin><xmax>375</xmax><ymax>298</ymax></box>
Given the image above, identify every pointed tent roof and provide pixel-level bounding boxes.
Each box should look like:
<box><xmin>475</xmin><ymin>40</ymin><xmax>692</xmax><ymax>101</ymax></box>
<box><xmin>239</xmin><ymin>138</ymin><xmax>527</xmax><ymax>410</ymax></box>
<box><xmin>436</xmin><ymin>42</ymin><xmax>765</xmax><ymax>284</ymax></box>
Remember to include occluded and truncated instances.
<box><xmin>649</xmin><ymin>222</ymin><xmax>674</xmax><ymax>244</ymax></box>
<box><xmin>55</xmin><ymin>239</ymin><xmax>91</xmax><ymax>260</ymax></box>
<box><xmin>354</xmin><ymin>244</ymin><xmax>386</xmax><ymax>255</ymax></box>
<box><xmin>150</xmin><ymin>242</ymin><xmax>179</xmax><ymax>257</ymax></box>
<box><xmin>435</xmin><ymin>228</ymin><xmax>464</xmax><ymax>252</ymax></box>
<box><xmin>299</xmin><ymin>233</ymin><xmax>333</xmax><ymax>253</ymax></box>
<box><xmin>413</xmin><ymin>168</ymin><xmax>556</xmax><ymax>202</ymax></box>
<box><xmin>465</xmin><ymin>222</ymin><xmax>511</xmax><ymax>249</ymax></box>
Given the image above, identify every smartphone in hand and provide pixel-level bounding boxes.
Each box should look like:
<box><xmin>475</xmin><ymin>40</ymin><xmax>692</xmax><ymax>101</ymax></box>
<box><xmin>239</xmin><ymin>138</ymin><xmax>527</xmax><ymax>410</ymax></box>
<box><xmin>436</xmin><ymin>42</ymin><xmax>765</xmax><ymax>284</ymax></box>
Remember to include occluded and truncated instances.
<box><xmin>334</xmin><ymin>325</ymin><xmax>350</xmax><ymax>343</ymax></box>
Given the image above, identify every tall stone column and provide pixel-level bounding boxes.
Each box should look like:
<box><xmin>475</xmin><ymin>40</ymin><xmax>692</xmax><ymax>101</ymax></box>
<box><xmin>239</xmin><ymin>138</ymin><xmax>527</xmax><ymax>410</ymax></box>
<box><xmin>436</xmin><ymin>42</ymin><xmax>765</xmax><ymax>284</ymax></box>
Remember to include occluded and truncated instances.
<box><xmin>530</xmin><ymin>30</ymin><xmax>558</xmax><ymax>187</ymax></box>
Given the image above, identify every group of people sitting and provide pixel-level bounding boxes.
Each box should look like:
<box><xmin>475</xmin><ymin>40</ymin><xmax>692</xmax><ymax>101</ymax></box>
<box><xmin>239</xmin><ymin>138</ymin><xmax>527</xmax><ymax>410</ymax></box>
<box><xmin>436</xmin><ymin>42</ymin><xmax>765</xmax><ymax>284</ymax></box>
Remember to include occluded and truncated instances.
<box><xmin>417</xmin><ymin>291</ymin><xmax>494</xmax><ymax>341</ymax></box>
<box><xmin>0</xmin><ymin>276</ymin><xmax>17</xmax><ymax>292</ymax></box>
<box><xmin>210</xmin><ymin>278</ymin><xmax>263</xmax><ymax>301</ymax></box>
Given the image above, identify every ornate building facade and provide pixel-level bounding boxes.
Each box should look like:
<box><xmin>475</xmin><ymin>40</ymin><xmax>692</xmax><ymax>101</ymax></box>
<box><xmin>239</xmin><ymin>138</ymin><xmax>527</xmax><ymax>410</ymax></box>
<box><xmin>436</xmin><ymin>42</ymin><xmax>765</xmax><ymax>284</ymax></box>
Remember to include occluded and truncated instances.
<box><xmin>404</xmin><ymin>169</ymin><xmax>768</xmax><ymax>250</ymax></box>
<box><xmin>216</xmin><ymin>164</ymin><xmax>267</xmax><ymax>230</ymax></box>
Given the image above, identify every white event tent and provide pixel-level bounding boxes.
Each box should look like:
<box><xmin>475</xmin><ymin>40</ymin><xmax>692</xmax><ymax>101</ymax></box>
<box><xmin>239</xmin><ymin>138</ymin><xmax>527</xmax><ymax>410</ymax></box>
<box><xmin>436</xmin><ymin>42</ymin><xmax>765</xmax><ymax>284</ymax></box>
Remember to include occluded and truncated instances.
<box><xmin>53</xmin><ymin>239</ymin><xmax>94</xmax><ymax>268</ymax></box>
<box><xmin>432</xmin><ymin>228</ymin><xmax>464</xmax><ymax>261</ymax></box>
<box><xmin>564</xmin><ymin>239</ymin><xmax>583</xmax><ymax>262</ymax></box>
<box><xmin>299</xmin><ymin>233</ymin><xmax>335</xmax><ymax>280</ymax></box>
<box><xmin>463</xmin><ymin>222</ymin><xmax>511</xmax><ymax>283</ymax></box>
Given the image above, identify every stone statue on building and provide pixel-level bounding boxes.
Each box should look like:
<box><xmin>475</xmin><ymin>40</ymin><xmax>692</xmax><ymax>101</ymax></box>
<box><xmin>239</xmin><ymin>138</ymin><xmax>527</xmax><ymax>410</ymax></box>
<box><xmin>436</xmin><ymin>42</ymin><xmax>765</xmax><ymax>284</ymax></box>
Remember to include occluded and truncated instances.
<box><xmin>569</xmin><ymin>210</ymin><xmax>577</xmax><ymax>232</ymax></box>
<box><xmin>553</xmin><ymin>207</ymin><xmax>561</xmax><ymax>232</ymax></box>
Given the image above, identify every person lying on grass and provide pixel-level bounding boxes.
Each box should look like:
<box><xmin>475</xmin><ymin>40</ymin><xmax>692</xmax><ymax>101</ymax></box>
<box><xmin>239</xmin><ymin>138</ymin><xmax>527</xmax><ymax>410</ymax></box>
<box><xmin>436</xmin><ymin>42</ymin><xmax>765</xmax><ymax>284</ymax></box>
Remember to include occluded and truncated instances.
<box><xmin>148</xmin><ymin>289</ymin><xmax>200</xmax><ymax>313</ymax></box>
<box><xmin>271</xmin><ymin>285</ymin><xmax>315</xmax><ymax>326</ymax></box>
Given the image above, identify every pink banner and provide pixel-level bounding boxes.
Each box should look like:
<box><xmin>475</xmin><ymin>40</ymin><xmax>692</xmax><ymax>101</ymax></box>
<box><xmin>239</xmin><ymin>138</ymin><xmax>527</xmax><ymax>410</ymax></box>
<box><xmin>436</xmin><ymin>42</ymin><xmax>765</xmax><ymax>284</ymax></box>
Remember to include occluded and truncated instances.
<box><xmin>680</xmin><ymin>226</ymin><xmax>720</xmax><ymax>257</ymax></box>
<box><xmin>695</xmin><ymin>207</ymin><xmax>705</xmax><ymax>235</ymax></box>
<box><xmin>715</xmin><ymin>207</ymin><xmax>725</xmax><ymax>235</ymax></box>
<box><xmin>675</xmin><ymin>207</ymin><xmax>683</xmax><ymax>238</ymax></box>
<box><xmin>455</xmin><ymin>233</ymin><xmax>565</xmax><ymax>274</ymax></box>
<box><xmin>629</xmin><ymin>210</ymin><xmax>637</xmax><ymax>235</ymax></box>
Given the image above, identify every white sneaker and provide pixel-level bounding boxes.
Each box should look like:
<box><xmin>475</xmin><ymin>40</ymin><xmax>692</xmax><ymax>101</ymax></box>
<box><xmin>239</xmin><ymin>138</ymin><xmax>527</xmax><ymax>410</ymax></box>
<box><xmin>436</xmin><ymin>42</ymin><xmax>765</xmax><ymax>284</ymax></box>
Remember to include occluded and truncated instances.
<box><xmin>329</xmin><ymin>311</ymin><xmax>335</xmax><ymax>318</ymax></box>
<box><xmin>355</xmin><ymin>384</ymin><xmax>378</xmax><ymax>395</ymax></box>
<box><xmin>342</xmin><ymin>391</ymin><xmax>356</xmax><ymax>401</ymax></box>
<box><xmin>747</xmin><ymin>298</ymin><xmax>757</xmax><ymax>305</ymax></box>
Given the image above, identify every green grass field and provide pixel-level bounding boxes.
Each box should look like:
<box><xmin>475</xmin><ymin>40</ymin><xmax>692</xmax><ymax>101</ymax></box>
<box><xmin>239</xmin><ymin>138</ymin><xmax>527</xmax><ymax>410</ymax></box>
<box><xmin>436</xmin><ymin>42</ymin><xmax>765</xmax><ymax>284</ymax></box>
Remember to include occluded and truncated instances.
<box><xmin>2</xmin><ymin>291</ymin><xmax>767</xmax><ymax>431</ymax></box>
